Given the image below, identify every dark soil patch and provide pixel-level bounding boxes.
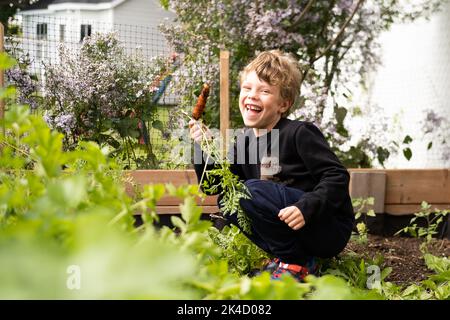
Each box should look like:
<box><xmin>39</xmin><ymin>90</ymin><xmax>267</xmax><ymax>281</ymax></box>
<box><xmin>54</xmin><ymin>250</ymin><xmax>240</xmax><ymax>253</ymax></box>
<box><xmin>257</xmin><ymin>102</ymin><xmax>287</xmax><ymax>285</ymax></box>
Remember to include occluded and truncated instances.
<box><xmin>345</xmin><ymin>234</ymin><xmax>450</xmax><ymax>285</ymax></box>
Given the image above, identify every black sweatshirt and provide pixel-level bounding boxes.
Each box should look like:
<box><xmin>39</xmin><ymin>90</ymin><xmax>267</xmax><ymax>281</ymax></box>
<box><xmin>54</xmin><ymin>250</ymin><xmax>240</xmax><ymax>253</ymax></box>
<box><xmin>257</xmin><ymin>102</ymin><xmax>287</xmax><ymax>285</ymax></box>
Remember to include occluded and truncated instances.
<box><xmin>194</xmin><ymin>117</ymin><xmax>354</xmax><ymax>224</ymax></box>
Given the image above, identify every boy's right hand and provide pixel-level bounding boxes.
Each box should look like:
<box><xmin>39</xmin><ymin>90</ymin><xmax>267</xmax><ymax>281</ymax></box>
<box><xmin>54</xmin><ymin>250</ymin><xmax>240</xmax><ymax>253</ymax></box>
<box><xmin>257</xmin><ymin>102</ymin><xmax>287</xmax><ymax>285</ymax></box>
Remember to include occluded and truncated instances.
<box><xmin>189</xmin><ymin>119</ymin><xmax>212</xmax><ymax>144</ymax></box>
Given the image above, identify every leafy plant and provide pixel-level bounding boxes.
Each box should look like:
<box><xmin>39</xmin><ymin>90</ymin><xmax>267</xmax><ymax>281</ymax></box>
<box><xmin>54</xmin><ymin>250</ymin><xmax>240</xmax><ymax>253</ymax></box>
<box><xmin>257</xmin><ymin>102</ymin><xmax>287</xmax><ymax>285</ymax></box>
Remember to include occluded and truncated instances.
<box><xmin>352</xmin><ymin>197</ymin><xmax>376</xmax><ymax>245</ymax></box>
<box><xmin>202</xmin><ymin>161</ymin><xmax>252</xmax><ymax>233</ymax></box>
<box><xmin>209</xmin><ymin>225</ymin><xmax>269</xmax><ymax>275</ymax></box>
<box><xmin>186</xmin><ymin>115</ymin><xmax>252</xmax><ymax>233</ymax></box>
<box><xmin>42</xmin><ymin>32</ymin><xmax>175</xmax><ymax>169</ymax></box>
<box><xmin>395</xmin><ymin>201</ymin><xmax>449</xmax><ymax>242</ymax></box>
<box><xmin>4</xmin><ymin>37</ymin><xmax>40</xmax><ymax>111</ymax></box>
<box><xmin>325</xmin><ymin>252</ymin><xmax>391</xmax><ymax>290</ymax></box>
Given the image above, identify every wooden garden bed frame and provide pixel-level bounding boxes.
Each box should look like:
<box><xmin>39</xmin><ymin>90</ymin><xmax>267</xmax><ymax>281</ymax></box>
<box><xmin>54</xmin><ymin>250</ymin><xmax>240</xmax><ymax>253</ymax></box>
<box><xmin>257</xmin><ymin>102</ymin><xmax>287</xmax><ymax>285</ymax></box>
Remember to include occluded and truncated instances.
<box><xmin>125</xmin><ymin>169</ymin><xmax>450</xmax><ymax>216</ymax></box>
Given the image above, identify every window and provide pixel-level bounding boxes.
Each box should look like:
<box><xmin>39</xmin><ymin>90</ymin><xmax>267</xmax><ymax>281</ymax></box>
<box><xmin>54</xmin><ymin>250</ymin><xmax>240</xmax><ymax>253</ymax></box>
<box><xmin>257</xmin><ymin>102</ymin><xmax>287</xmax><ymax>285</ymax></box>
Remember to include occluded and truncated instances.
<box><xmin>59</xmin><ymin>24</ymin><xmax>66</xmax><ymax>42</ymax></box>
<box><xmin>36</xmin><ymin>23</ymin><xmax>47</xmax><ymax>40</ymax></box>
<box><xmin>80</xmin><ymin>24</ymin><xmax>92</xmax><ymax>42</ymax></box>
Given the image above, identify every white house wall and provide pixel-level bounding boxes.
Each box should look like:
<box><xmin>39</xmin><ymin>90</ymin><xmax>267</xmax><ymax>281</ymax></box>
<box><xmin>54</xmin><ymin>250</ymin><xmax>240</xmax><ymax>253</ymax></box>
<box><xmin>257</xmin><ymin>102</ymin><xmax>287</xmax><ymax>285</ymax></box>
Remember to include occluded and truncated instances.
<box><xmin>113</xmin><ymin>0</ymin><xmax>174</xmax><ymax>27</ymax></box>
<box><xmin>361</xmin><ymin>2</ymin><xmax>450</xmax><ymax>168</ymax></box>
<box><xmin>112</xmin><ymin>0</ymin><xmax>175</xmax><ymax>56</ymax></box>
<box><xmin>18</xmin><ymin>9</ymin><xmax>113</xmax><ymax>79</ymax></box>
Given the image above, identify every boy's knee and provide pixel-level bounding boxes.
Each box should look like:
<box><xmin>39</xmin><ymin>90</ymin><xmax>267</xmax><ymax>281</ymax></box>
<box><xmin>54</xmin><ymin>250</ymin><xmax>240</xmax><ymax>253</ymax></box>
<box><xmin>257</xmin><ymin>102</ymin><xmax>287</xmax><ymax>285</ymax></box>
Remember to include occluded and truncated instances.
<box><xmin>244</xmin><ymin>178</ymin><xmax>262</xmax><ymax>189</ymax></box>
<box><xmin>241</xmin><ymin>179</ymin><xmax>281</xmax><ymax>216</ymax></box>
<box><xmin>244</xmin><ymin>179</ymin><xmax>274</xmax><ymax>196</ymax></box>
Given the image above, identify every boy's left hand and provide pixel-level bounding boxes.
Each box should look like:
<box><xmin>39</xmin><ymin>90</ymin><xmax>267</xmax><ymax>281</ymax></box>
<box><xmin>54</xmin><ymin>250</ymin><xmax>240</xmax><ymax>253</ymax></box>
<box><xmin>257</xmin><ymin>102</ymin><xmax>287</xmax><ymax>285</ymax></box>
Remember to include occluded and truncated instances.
<box><xmin>278</xmin><ymin>206</ymin><xmax>305</xmax><ymax>230</ymax></box>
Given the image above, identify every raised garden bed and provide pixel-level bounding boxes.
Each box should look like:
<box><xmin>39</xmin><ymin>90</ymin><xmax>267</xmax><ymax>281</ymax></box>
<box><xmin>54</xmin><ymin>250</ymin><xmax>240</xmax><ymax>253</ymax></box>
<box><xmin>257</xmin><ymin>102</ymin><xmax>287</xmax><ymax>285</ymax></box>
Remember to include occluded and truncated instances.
<box><xmin>126</xmin><ymin>169</ymin><xmax>450</xmax><ymax>239</ymax></box>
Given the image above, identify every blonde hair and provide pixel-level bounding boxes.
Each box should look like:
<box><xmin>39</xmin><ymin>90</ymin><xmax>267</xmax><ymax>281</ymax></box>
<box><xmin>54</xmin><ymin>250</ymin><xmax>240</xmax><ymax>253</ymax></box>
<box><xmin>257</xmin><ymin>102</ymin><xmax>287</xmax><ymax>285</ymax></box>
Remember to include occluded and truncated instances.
<box><xmin>240</xmin><ymin>50</ymin><xmax>302</xmax><ymax>117</ymax></box>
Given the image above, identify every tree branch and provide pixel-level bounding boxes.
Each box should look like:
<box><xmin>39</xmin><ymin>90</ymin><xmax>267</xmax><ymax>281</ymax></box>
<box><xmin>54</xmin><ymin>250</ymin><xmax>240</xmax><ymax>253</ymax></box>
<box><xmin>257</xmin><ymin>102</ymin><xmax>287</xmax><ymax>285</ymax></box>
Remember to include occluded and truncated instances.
<box><xmin>312</xmin><ymin>0</ymin><xmax>365</xmax><ymax>64</ymax></box>
<box><xmin>287</xmin><ymin>0</ymin><xmax>316</xmax><ymax>31</ymax></box>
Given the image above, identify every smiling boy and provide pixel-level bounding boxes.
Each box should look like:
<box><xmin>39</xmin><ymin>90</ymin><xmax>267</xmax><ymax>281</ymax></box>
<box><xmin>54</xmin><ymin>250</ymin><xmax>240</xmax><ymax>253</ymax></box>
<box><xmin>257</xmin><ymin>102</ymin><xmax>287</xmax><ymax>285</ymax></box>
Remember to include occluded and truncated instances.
<box><xmin>190</xmin><ymin>50</ymin><xmax>354</xmax><ymax>281</ymax></box>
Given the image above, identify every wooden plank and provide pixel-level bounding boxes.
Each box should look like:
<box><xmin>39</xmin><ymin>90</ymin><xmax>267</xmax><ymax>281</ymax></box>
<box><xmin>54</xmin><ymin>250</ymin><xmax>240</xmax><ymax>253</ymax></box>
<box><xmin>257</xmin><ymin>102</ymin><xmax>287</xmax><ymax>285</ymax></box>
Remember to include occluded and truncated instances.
<box><xmin>134</xmin><ymin>205</ymin><xmax>219</xmax><ymax>216</ymax></box>
<box><xmin>220</xmin><ymin>50</ymin><xmax>230</xmax><ymax>156</ymax></box>
<box><xmin>133</xmin><ymin>206</ymin><xmax>219</xmax><ymax>215</ymax></box>
<box><xmin>156</xmin><ymin>206</ymin><xmax>218</xmax><ymax>215</ymax></box>
<box><xmin>124</xmin><ymin>170</ymin><xmax>198</xmax><ymax>196</ymax></box>
<box><xmin>383</xmin><ymin>169</ymin><xmax>449</xmax><ymax>204</ymax></box>
<box><xmin>349</xmin><ymin>169</ymin><xmax>450</xmax><ymax>204</ymax></box>
<box><xmin>157</xmin><ymin>195</ymin><xmax>218</xmax><ymax>206</ymax></box>
<box><xmin>385</xmin><ymin>204</ymin><xmax>450</xmax><ymax>216</ymax></box>
<box><xmin>349</xmin><ymin>171</ymin><xmax>386</xmax><ymax>213</ymax></box>
<box><xmin>125</xmin><ymin>170</ymin><xmax>197</xmax><ymax>185</ymax></box>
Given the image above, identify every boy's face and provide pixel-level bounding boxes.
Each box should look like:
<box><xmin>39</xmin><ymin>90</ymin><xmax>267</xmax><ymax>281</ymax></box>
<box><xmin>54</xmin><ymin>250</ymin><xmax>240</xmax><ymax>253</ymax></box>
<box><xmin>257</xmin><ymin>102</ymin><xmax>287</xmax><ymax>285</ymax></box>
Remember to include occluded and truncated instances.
<box><xmin>239</xmin><ymin>71</ymin><xmax>289</xmax><ymax>133</ymax></box>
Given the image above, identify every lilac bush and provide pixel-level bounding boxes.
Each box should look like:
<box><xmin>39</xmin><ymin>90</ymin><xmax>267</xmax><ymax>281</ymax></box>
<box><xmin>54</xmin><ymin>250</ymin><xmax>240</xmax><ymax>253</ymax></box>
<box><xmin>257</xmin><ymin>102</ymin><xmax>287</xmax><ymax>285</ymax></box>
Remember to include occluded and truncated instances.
<box><xmin>160</xmin><ymin>0</ymin><xmax>446</xmax><ymax>167</ymax></box>
<box><xmin>5</xmin><ymin>39</ymin><xmax>40</xmax><ymax>111</ymax></box>
<box><xmin>421</xmin><ymin>109</ymin><xmax>450</xmax><ymax>163</ymax></box>
<box><xmin>43</xmin><ymin>32</ymin><xmax>173</xmax><ymax>168</ymax></box>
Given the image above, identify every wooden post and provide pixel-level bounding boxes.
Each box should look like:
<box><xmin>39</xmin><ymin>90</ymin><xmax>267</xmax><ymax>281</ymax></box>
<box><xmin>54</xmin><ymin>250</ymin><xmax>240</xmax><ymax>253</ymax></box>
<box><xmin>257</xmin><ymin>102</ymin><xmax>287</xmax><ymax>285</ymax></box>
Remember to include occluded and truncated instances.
<box><xmin>219</xmin><ymin>50</ymin><xmax>230</xmax><ymax>156</ymax></box>
<box><xmin>0</xmin><ymin>23</ymin><xmax>5</xmax><ymax>126</ymax></box>
<box><xmin>349</xmin><ymin>171</ymin><xmax>387</xmax><ymax>214</ymax></box>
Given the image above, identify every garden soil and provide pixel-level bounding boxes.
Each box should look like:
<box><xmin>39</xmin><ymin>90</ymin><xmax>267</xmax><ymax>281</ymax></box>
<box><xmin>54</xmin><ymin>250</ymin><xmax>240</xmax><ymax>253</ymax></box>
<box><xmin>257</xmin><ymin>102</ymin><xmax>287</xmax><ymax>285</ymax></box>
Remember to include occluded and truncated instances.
<box><xmin>345</xmin><ymin>234</ymin><xmax>450</xmax><ymax>285</ymax></box>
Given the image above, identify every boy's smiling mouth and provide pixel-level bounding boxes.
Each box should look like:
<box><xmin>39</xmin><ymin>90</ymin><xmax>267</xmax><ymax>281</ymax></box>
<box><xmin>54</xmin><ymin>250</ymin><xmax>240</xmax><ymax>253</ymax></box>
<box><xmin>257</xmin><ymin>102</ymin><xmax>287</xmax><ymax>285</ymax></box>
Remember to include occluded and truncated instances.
<box><xmin>245</xmin><ymin>104</ymin><xmax>263</xmax><ymax>114</ymax></box>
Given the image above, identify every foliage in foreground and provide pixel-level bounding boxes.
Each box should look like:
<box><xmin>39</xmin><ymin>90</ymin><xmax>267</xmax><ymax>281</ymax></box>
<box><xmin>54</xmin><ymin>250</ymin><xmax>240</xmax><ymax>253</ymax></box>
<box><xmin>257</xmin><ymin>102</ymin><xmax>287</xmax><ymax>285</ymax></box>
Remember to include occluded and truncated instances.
<box><xmin>0</xmin><ymin>105</ymin><xmax>447</xmax><ymax>299</ymax></box>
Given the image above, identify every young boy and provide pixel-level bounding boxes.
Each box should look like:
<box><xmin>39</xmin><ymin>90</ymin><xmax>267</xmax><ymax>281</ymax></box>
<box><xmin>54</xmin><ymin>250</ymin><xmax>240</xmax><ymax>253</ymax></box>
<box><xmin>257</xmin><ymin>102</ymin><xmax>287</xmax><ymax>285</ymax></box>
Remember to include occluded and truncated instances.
<box><xmin>189</xmin><ymin>50</ymin><xmax>354</xmax><ymax>281</ymax></box>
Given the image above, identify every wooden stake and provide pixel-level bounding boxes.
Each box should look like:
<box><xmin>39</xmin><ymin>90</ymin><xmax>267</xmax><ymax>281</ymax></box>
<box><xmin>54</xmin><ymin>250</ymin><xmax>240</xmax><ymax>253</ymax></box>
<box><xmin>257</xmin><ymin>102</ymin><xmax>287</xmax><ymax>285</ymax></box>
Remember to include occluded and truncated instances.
<box><xmin>349</xmin><ymin>171</ymin><xmax>386</xmax><ymax>214</ymax></box>
<box><xmin>219</xmin><ymin>50</ymin><xmax>230</xmax><ymax>157</ymax></box>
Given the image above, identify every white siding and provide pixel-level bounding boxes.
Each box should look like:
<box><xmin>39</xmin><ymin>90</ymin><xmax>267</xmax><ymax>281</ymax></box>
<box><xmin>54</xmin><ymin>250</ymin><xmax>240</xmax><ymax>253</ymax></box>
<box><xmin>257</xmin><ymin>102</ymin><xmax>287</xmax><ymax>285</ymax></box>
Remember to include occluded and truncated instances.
<box><xmin>113</xmin><ymin>0</ymin><xmax>174</xmax><ymax>27</ymax></box>
<box><xmin>112</xmin><ymin>0</ymin><xmax>175</xmax><ymax>56</ymax></box>
<box><xmin>18</xmin><ymin>9</ymin><xmax>114</xmax><ymax>78</ymax></box>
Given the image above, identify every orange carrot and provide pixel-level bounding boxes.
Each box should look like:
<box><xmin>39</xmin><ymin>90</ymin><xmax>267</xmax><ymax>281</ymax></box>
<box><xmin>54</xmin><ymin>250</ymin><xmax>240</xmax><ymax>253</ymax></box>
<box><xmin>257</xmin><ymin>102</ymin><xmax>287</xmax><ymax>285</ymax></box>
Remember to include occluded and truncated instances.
<box><xmin>192</xmin><ymin>83</ymin><xmax>210</xmax><ymax>120</ymax></box>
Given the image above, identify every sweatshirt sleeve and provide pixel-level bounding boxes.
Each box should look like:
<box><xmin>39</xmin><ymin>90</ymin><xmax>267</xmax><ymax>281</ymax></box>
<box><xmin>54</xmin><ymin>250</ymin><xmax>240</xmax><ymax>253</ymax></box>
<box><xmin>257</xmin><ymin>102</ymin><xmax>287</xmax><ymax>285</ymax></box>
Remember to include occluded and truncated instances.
<box><xmin>293</xmin><ymin>123</ymin><xmax>353</xmax><ymax>224</ymax></box>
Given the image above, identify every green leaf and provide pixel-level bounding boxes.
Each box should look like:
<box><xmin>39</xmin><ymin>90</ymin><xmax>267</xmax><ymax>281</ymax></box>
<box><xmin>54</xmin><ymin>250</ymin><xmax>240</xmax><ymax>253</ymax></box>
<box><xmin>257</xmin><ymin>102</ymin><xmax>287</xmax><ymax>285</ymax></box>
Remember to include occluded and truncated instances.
<box><xmin>170</xmin><ymin>215</ymin><xmax>186</xmax><ymax>232</ymax></box>
<box><xmin>421</xmin><ymin>201</ymin><xmax>431</xmax><ymax>210</ymax></box>
<box><xmin>179</xmin><ymin>196</ymin><xmax>202</xmax><ymax>225</ymax></box>
<box><xmin>159</xmin><ymin>0</ymin><xmax>170</xmax><ymax>10</ymax></box>
<box><xmin>0</xmin><ymin>86</ymin><xmax>17</xmax><ymax>99</ymax></box>
<box><xmin>380</xmin><ymin>267</ymin><xmax>392</xmax><ymax>281</ymax></box>
<box><xmin>334</xmin><ymin>105</ymin><xmax>349</xmax><ymax>138</ymax></box>
<box><xmin>46</xmin><ymin>175</ymin><xmax>87</xmax><ymax>209</ymax></box>
<box><xmin>0</xmin><ymin>53</ymin><xmax>17</xmax><ymax>70</ymax></box>
<box><xmin>352</xmin><ymin>107</ymin><xmax>362</xmax><ymax>116</ymax></box>
<box><xmin>143</xmin><ymin>184</ymin><xmax>165</xmax><ymax>202</ymax></box>
<box><xmin>376</xmin><ymin>147</ymin><xmax>390</xmax><ymax>166</ymax></box>
<box><xmin>367</xmin><ymin>209</ymin><xmax>376</xmax><ymax>217</ymax></box>
<box><xmin>427</xmin><ymin>142</ymin><xmax>433</xmax><ymax>150</ymax></box>
<box><xmin>402</xmin><ymin>284</ymin><xmax>420</xmax><ymax>297</ymax></box>
<box><xmin>403</xmin><ymin>135</ymin><xmax>413</xmax><ymax>144</ymax></box>
<box><xmin>403</xmin><ymin>147</ymin><xmax>412</xmax><ymax>161</ymax></box>
<box><xmin>152</xmin><ymin>120</ymin><xmax>164</xmax><ymax>132</ymax></box>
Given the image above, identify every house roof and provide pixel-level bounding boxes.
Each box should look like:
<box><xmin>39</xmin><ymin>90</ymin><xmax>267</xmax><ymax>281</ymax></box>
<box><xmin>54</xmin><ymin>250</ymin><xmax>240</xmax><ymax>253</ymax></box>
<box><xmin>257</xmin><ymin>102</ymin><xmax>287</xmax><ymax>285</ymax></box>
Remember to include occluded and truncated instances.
<box><xmin>21</xmin><ymin>0</ymin><xmax>117</xmax><ymax>11</ymax></box>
